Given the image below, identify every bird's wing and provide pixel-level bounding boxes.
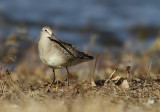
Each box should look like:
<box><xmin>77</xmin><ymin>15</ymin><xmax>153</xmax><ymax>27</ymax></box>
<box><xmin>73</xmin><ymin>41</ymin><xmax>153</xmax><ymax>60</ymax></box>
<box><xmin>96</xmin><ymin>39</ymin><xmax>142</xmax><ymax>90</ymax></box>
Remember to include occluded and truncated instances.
<box><xmin>60</xmin><ymin>41</ymin><xmax>94</xmax><ymax>60</ymax></box>
<box><xmin>48</xmin><ymin>37</ymin><xmax>94</xmax><ymax>60</ymax></box>
<box><xmin>48</xmin><ymin>37</ymin><xmax>76</xmax><ymax>58</ymax></box>
<box><xmin>59</xmin><ymin>40</ymin><xmax>77</xmax><ymax>49</ymax></box>
<box><xmin>59</xmin><ymin>41</ymin><xmax>93</xmax><ymax>59</ymax></box>
<box><xmin>75</xmin><ymin>51</ymin><xmax>94</xmax><ymax>60</ymax></box>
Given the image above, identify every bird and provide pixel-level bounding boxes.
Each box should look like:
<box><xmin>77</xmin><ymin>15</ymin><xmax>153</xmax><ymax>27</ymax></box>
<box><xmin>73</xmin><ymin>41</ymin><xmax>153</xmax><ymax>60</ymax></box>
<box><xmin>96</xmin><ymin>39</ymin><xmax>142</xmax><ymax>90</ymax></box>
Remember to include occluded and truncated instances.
<box><xmin>38</xmin><ymin>26</ymin><xmax>94</xmax><ymax>87</ymax></box>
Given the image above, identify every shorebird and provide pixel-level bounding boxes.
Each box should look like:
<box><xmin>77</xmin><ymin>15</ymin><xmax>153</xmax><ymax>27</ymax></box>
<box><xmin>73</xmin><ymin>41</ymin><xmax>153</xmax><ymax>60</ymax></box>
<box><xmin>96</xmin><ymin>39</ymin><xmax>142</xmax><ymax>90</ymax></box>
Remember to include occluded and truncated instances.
<box><xmin>38</xmin><ymin>26</ymin><xmax>94</xmax><ymax>87</ymax></box>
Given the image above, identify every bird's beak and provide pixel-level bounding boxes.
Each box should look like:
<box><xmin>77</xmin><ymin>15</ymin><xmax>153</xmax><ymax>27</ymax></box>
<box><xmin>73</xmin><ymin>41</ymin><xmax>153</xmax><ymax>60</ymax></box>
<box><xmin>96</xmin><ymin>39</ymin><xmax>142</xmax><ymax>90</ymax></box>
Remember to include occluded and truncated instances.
<box><xmin>51</xmin><ymin>33</ymin><xmax>59</xmax><ymax>41</ymax></box>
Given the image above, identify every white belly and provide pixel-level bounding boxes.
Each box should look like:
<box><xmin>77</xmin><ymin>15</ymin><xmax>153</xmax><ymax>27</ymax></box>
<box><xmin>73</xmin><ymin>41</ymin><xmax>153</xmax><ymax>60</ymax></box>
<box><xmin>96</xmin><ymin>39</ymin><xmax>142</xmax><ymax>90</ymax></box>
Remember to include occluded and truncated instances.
<box><xmin>47</xmin><ymin>55</ymin><xmax>66</xmax><ymax>68</ymax></box>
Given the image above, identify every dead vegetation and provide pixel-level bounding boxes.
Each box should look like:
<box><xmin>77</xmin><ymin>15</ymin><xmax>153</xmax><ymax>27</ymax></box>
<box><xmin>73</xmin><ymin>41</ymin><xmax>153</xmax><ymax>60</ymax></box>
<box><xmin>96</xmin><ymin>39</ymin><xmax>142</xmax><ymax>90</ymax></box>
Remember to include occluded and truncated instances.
<box><xmin>0</xmin><ymin>34</ymin><xmax>160</xmax><ymax>112</ymax></box>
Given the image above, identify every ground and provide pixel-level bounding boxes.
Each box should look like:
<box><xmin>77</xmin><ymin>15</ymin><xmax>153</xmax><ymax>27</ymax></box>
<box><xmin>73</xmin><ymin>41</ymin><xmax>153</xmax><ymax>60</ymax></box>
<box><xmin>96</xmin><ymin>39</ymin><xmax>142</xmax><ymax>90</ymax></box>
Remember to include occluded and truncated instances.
<box><xmin>0</xmin><ymin>36</ymin><xmax>160</xmax><ymax>112</ymax></box>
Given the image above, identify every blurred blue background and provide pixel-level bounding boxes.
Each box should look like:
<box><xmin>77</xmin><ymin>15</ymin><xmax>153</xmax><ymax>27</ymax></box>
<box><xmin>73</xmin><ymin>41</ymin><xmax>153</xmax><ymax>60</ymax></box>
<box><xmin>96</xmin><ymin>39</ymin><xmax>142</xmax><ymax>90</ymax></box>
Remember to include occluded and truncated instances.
<box><xmin>0</xmin><ymin>0</ymin><xmax>160</xmax><ymax>51</ymax></box>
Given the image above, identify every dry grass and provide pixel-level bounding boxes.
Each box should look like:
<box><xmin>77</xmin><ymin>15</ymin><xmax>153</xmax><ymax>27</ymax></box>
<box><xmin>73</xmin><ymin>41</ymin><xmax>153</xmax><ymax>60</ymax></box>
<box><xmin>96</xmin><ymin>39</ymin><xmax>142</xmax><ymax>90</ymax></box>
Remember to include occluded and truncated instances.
<box><xmin>0</xmin><ymin>35</ymin><xmax>160</xmax><ymax>112</ymax></box>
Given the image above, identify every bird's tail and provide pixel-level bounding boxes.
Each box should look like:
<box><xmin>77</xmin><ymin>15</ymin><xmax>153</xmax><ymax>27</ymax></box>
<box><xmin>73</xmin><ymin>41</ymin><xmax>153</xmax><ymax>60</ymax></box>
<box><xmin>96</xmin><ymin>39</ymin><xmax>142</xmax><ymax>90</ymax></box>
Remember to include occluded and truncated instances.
<box><xmin>88</xmin><ymin>55</ymin><xmax>94</xmax><ymax>60</ymax></box>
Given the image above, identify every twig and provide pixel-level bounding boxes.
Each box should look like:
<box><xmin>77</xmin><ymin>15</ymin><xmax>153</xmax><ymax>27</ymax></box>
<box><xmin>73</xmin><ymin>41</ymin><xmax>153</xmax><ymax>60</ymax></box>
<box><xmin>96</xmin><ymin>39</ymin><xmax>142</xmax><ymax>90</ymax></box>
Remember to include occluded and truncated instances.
<box><xmin>92</xmin><ymin>54</ymin><xmax>99</xmax><ymax>78</ymax></box>
<box><xmin>0</xmin><ymin>60</ymin><xmax>3</xmax><ymax>79</ymax></box>
<box><xmin>83</xmin><ymin>54</ymin><xmax>99</xmax><ymax>84</ymax></box>
<box><xmin>0</xmin><ymin>81</ymin><xmax>5</xmax><ymax>97</ymax></box>
<box><xmin>126</xmin><ymin>66</ymin><xmax>131</xmax><ymax>78</ymax></box>
<box><xmin>105</xmin><ymin>66</ymin><xmax>119</xmax><ymax>84</ymax></box>
<box><xmin>127</xmin><ymin>52</ymin><xmax>132</xmax><ymax>78</ymax></box>
<box><xmin>91</xmin><ymin>54</ymin><xmax>99</xmax><ymax>86</ymax></box>
<box><xmin>147</xmin><ymin>61</ymin><xmax>152</xmax><ymax>77</ymax></box>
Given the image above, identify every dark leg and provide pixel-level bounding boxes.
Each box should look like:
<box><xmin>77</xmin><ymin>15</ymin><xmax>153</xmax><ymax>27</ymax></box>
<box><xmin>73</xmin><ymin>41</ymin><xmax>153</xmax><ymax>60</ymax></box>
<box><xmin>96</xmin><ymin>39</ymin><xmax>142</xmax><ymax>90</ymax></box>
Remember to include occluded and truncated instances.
<box><xmin>66</xmin><ymin>67</ymin><xmax>70</xmax><ymax>87</ymax></box>
<box><xmin>49</xmin><ymin>69</ymin><xmax>55</xmax><ymax>87</ymax></box>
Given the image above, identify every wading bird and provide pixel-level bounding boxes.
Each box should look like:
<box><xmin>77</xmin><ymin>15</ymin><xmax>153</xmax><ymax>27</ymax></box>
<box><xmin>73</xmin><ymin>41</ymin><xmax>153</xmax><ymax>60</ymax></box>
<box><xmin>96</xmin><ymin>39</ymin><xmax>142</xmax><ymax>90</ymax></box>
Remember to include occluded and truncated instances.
<box><xmin>38</xmin><ymin>26</ymin><xmax>94</xmax><ymax>87</ymax></box>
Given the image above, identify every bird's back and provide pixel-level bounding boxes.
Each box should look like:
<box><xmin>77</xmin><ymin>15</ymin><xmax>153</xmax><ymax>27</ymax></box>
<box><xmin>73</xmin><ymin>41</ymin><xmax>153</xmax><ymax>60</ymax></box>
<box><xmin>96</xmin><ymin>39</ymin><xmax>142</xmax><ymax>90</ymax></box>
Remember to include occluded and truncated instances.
<box><xmin>48</xmin><ymin>38</ymin><xmax>94</xmax><ymax>67</ymax></box>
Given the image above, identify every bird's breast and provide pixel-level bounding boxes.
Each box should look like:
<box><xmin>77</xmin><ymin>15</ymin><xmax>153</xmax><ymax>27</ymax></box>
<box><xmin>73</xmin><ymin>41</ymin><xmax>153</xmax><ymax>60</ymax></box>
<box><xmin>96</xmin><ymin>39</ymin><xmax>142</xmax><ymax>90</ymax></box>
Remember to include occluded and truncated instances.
<box><xmin>47</xmin><ymin>53</ymin><xmax>66</xmax><ymax>67</ymax></box>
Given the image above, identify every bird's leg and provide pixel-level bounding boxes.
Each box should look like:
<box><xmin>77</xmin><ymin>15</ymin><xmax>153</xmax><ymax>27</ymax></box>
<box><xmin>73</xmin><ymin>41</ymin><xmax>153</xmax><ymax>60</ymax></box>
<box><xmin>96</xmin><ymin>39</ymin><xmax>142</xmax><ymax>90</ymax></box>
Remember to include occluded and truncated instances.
<box><xmin>66</xmin><ymin>67</ymin><xmax>70</xmax><ymax>87</ymax></box>
<box><xmin>49</xmin><ymin>69</ymin><xmax>55</xmax><ymax>87</ymax></box>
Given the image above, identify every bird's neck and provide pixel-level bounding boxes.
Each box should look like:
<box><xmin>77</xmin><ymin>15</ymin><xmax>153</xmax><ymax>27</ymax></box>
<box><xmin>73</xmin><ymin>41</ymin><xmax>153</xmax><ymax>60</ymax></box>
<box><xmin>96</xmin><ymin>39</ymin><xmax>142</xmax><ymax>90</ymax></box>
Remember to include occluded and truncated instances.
<box><xmin>39</xmin><ymin>33</ymin><xmax>52</xmax><ymax>49</ymax></box>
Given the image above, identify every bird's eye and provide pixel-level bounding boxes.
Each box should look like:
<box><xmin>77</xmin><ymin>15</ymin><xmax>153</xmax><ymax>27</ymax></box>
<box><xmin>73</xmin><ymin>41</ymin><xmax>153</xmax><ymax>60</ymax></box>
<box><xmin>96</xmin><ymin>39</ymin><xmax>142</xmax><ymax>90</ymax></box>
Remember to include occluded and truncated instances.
<box><xmin>45</xmin><ymin>29</ymin><xmax>47</xmax><ymax>32</ymax></box>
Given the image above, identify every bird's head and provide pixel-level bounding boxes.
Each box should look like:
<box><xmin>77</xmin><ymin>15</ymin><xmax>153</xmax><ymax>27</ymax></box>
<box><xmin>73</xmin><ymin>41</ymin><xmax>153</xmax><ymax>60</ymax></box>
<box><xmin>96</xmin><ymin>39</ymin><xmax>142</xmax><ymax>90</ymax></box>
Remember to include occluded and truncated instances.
<box><xmin>41</xmin><ymin>26</ymin><xmax>59</xmax><ymax>41</ymax></box>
